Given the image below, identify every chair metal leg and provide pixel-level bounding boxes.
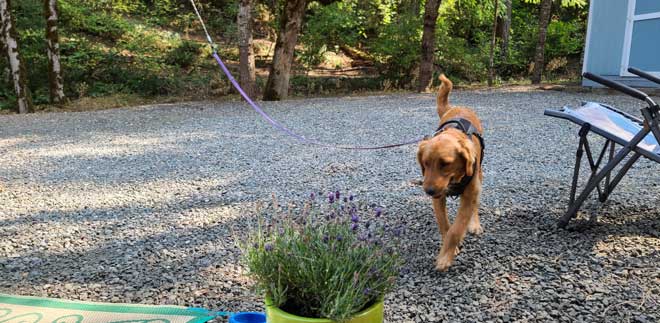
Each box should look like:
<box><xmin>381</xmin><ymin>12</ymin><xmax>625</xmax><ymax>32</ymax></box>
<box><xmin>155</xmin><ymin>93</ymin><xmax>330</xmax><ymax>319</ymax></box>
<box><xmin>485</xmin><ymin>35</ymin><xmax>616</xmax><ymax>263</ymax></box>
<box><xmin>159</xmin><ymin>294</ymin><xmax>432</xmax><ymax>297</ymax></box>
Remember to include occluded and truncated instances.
<box><xmin>568</xmin><ymin>129</ymin><xmax>587</xmax><ymax>206</ymax></box>
<box><xmin>642</xmin><ymin>107</ymin><xmax>660</xmax><ymax>145</ymax></box>
<box><xmin>601</xmin><ymin>141</ymin><xmax>615</xmax><ymax>202</ymax></box>
<box><xmin>603</xmin><ymin>152</ymin><xmax>641</xmax><ymax>200</ymax></box>
<box><xmin>583</xmin><ymin>137</ymin><xmax>610</xmax><ymax>200</ymax></box>
<box><xmin>558</xmin><ymin>126</ymin><xmax>652</xmax><ymax>228</ymax></box>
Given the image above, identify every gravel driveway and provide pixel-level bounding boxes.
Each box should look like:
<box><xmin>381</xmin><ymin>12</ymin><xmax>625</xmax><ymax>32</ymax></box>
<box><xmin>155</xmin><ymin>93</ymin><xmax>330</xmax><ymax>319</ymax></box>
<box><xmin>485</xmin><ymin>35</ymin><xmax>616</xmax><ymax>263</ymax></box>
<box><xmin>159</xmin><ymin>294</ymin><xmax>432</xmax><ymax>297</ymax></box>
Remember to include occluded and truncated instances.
<box><xmin>1</xmin><ymin>88</ymin><xmax>658</xmax><ymax>322</ymax></box>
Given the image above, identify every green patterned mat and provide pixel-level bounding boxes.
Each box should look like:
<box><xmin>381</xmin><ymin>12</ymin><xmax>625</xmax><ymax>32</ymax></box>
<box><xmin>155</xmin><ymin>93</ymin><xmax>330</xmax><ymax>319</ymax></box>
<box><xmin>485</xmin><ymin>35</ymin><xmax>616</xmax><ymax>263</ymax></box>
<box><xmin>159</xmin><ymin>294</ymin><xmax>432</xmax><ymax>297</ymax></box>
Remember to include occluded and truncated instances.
<box><xmin>0</xmin><ymin>294</ymin><xmax>214</xmax><ymax>323</ymax></box>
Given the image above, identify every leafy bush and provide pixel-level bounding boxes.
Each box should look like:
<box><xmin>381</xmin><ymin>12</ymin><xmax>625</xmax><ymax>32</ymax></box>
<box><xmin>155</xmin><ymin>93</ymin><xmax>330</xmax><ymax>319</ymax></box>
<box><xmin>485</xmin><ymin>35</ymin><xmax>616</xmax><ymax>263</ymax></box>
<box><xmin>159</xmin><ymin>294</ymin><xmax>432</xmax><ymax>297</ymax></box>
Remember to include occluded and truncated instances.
<box><xmin>240</xmin><ymin>192</ymin><xmax>402</xmax><ymax>322</ymax></box>
<box><xmin>369</xmin><ymin>14</ymin><xmax>421</xmax><ymax>84</ymax></box>
<box><xmin>301</xmin><ymin>2</ymin><xmax>368</xmax><ymax>51</ymax></box>
<box><xmin>164</xmin><ymin>40</ymin><xmax>201</xmax><ymax>68</ymax></box>
<box><xmin>545</xmin><ymin>20</ymin><xmax>585</xmax><ymax>59</ymax></box>
<box><xmin>60</xmin><ymin>1</ymin><xmax>131</xmax><ymax>40</ymax></box>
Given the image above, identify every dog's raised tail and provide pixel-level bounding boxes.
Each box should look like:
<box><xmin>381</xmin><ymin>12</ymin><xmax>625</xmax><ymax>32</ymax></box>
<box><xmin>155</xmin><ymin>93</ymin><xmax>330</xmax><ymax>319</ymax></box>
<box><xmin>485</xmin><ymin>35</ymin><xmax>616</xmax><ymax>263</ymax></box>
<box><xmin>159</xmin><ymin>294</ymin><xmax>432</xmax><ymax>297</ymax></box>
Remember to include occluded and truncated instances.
<box><xmin>437</xmin><ymin>74</ymin><xmax>453</xmax><ymax>118</ymax></box>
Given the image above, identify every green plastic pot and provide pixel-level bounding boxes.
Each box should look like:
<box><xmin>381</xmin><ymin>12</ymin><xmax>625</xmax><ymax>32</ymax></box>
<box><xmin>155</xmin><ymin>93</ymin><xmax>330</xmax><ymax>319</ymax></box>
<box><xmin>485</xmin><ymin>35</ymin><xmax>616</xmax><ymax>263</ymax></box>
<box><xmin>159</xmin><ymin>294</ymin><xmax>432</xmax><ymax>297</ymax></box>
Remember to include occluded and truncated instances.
<box><xmin>264</xmin><ymin>297</ymin><xmax>383</xmax><ymax>323</ymax></box>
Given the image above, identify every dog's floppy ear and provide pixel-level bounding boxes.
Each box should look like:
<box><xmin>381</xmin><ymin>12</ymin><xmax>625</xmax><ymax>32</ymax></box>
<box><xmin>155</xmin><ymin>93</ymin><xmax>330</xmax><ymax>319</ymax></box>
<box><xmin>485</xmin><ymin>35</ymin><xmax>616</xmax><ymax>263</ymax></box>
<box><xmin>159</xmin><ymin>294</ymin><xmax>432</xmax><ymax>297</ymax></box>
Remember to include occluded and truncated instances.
<box><xmin>417</xmin><ymin>140</ymin><xmax>428</xmax><ymax>175</ymax></box>
<box><xmin>459</xmin><ymin>137</ymin><xmax>477</xmax><ymax>177</ymax></box>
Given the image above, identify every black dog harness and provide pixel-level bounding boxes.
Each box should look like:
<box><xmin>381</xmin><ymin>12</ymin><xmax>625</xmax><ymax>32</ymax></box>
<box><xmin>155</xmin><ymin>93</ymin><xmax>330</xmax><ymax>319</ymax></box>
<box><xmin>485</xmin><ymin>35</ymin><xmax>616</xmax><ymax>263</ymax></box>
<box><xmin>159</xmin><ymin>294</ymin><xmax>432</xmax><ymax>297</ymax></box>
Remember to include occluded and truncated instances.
<box><xmin>431</xmin><ymin>118</ymin><xmax>485</xmax><ymax>197</ymax></box>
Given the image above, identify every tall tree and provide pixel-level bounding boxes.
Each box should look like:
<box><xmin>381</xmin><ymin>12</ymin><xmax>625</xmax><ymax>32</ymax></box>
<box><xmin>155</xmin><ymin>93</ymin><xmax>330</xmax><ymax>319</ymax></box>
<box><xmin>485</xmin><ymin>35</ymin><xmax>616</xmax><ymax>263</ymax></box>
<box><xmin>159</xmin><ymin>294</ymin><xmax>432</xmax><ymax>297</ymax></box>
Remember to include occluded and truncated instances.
<box><xmin>238</xmin><ymin>0</ymin><xmax>256</xmax><ymax>98</ymax></box>
<box><xmin>531</xmin><ymin>0</ymin><xmax>553</xmax><ymax>84</ymax></box>
<box><xmin>45</xmin><ymin>0</ymin><xmax>65</xmax><ymax>104</ymax></box>
<box><xmin>0</xmin><ymin>24</ymin><xmax>8</xmax><ymax>83</ymax></box>
<box><xmin>500</xmin><ymin>0</ymin><xmax>512</xmax><ymax>59</ymax></box>
<box><xmin>488</xmin><ymin>0</ymin><xmax>499</xmax><ymax>86</ymax></box>
<box><xmin>417</xmin><ymin>0</ymin><xmax>442</xmax><ymax>92</ymax></box>
<box><xmin>0</xmin><ymin>0</ymin><xmax>33</xmax><ymax>113</ymax></box>
<box><xmin>263</xmin><ymin>0</ymin><xmax>307</xmax><ymax>101</ymax></box>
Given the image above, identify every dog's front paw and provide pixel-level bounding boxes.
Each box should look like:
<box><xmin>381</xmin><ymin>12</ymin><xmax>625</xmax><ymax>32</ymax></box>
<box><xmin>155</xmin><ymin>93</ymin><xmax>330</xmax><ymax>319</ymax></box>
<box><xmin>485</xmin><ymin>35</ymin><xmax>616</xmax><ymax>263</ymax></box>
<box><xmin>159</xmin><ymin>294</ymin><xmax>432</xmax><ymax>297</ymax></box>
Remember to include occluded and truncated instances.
<box><xmin>435</xmin><ymin>254</ymin><xmax>454</xmax><ymax>272</ymax></box>
<box><xmin>468</xmin><ymin>223</ymin><xmax>484</xmax><ymax>235</ymax></box>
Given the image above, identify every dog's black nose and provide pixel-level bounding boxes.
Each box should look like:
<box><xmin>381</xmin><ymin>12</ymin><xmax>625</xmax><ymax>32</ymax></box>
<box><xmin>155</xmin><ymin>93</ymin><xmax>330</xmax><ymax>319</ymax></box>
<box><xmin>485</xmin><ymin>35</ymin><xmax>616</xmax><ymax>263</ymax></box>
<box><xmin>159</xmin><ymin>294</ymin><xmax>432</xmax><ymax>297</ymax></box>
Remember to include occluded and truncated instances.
<box><xmin>425</xmin><ymin>188</ymin><xmax>437</xmax><ymax>196</ymax></box>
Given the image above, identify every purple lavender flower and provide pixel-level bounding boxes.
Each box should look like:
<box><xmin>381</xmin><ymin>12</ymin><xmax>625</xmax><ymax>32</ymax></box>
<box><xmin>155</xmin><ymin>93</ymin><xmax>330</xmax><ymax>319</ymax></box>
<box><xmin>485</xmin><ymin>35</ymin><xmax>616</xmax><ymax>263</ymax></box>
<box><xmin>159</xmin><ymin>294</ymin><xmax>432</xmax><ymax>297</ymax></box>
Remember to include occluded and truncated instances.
<box><xmin>323</xmin><ymin>235</ymin><xmax>329</xmax><ymax>243</ymax></box>
<box><xmin>375</xmin><ymin>207</ymin><xmax>382</xmax><ymax>217</ymax></box>
<box><xmin>349</xmin><ymin>194</ymin><xmax>354</xmax><ymax>201</ymax></box>
<box><xmin>335</xmin><ymin>190</ymin><xmax>341</xmax><ymax>199</ymax></box>
<box><xmin>351</xmin><ymin>223</ymin><xmax>358</xmax><ymax>231</ymax></box>
<box><xmin>310</xmin><ymin>192</ymin><xmax>316</xmax><ymax>200</ymax></box>
<box><xmin>363</xmin><ymin>287</ymin><xmax>372</xmax><ymax>295</ymax></box>
<box><xmin>264</xmin><ymin>243</ymin><xmax>273</xmax><ymax>252</ymax></box>
<box><xmin>351</xmin><ymin>214</ymin><xmax>359</xmax><ymax>223</ymax></box>
<box><xmin>336</xmin><ymin>234</ymin><xmax>343</xmax><ymax>241</ymax></box>
<box><xmin>328</xmin><ymin>193</ymin><xmax>335</xmax><ymax>204</ymax></box>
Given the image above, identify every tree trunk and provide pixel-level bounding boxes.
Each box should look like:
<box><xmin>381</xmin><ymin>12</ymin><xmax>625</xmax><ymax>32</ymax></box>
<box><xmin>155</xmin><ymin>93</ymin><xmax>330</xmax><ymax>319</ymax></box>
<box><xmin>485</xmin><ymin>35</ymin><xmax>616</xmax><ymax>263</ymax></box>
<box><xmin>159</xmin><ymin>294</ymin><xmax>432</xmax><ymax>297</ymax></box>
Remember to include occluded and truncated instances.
<box><xmin>488</xmin><ymin>0</ymin><xmax>499</xmax><ymax>86</ymax></box>
<box><xmin>0</xmin><ymin>26</ymin><xmax>8</xmax><ymax>84</ymax></box>
<box><xmin>238</xmin><ymin>0</ymin><xmax>257</xmax><ymax>98</ymax></box>
<box><xmin>262</xmin><ymin>0</ymin><xmax>307</xmax><ymax>101</ymax></box>
<box><xmin>0</xmin><ymin>0</ymin><xmax>33</xmax><ymax>113</ymax></box>
<box><xmin>500</xmin><ymin>0</ymin><xmax>512</xmax><ymax>59</ymax></box>
<box><xmin>45</xmin><ymin>0</ymin><xmax>65</xmax><ymax>104</ymax></box>
<box><xmin>531</xmin><ymin>0</ymin><xmax>552</xmax><ymax>84</ymax></box>
<box><xmin>417</xmin><ymin>0</ymin><xmax>442</xmax><ymax>92</ymax></box>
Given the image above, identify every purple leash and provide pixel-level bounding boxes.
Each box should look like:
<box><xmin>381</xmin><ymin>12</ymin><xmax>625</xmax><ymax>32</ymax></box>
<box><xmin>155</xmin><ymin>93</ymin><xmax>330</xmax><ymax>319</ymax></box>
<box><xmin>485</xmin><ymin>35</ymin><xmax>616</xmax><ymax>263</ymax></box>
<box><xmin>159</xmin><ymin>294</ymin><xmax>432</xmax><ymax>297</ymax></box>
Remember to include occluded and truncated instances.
<box><xmin>191</xmin><ymin>0</ymin><xmax>424</xmax><ymax>150</ymax></box>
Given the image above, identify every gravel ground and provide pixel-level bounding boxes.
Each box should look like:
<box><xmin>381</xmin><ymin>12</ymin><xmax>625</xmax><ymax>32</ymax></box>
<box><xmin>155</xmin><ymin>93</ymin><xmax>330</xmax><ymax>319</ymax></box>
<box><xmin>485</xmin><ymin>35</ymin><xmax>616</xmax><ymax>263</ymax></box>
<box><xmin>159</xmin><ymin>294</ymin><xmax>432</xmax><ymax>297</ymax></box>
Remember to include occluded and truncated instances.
<box><xmin>1</xmin><ymin>88</ymin><xmax>658</xmax><ymax>322</ymax></box>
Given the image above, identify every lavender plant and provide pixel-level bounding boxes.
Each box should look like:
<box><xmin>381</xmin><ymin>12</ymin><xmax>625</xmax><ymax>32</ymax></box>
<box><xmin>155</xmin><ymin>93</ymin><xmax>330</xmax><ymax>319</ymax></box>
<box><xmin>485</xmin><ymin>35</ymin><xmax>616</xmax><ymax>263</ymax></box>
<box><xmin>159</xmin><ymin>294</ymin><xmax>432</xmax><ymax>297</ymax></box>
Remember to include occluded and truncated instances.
<box><xmin>240</xmin><ymin>191</ymin><xmax>403</xmax><ymax>322</ymax></box>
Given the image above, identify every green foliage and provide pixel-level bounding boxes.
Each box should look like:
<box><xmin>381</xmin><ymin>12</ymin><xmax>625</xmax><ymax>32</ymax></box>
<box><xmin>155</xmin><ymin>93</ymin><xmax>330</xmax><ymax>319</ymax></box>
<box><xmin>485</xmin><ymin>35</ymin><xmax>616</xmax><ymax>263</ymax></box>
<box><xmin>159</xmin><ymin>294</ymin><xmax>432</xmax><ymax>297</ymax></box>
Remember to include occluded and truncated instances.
<box><xmin>523</xmin><ymin>0</ymin><xmax>587</xmax><ymax>8</ymax></box>
<box><xmin>299</xmin><ymin>1</ymin><xmax>368</xmax><ymax>71</ymax></box>
<box><xmin>302</xmin><ymin>1</ymin><xmax>368</xmax><ymax>50</ymax></box>
<box><xmin>0</xmin><ymin>0</ymin><xmax>589</xmax><ymax>110</ymax></box>
<box><xmin>545</xmin><ymin>20</ymin><xmax>584</xmax><ymax>59</ymax></box>
<box><xmin>369</xmin><ymin>14</ymin><xmax>422</xmax><ymax>83</ymax></box>
<box><xmin>68</xmin><ymin>0</ymin><xmax>146</xmax><ymax>13</ymax></box>
<box><xmin>60</xmin><ymin>1</ymin><xmax>132</xmax><ymax>40</ymax></box>
<box><xmin>240</xmin><ymin>193</ymin><xmax>402</xmax><ymax>322</ymax></box>
<box><xmin>164</xmin><ymin>40</ymin><xmax>201</xmax><ymax>68</ymax></box>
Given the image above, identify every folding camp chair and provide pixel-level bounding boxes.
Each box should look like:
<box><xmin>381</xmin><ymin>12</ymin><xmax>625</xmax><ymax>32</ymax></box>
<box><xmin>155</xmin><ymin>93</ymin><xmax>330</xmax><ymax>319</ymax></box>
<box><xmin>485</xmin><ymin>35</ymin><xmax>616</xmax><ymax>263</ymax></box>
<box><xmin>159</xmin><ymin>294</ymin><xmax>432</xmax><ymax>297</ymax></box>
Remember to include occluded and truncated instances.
<box><xmin>544</xmin><ymin>70</ymin><xmax>660</xmax><ymax>228</ymax></box>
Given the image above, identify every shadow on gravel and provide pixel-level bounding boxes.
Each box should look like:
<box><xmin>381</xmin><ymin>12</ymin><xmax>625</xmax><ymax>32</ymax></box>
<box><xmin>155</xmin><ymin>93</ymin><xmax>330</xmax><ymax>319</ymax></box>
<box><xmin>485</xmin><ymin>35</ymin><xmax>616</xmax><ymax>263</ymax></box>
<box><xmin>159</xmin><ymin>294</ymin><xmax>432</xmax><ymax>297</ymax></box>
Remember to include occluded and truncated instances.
<box><xmin>0</xmin><ymin>196</ymin><xmax>256</xmax><ymax>302</ymax></box>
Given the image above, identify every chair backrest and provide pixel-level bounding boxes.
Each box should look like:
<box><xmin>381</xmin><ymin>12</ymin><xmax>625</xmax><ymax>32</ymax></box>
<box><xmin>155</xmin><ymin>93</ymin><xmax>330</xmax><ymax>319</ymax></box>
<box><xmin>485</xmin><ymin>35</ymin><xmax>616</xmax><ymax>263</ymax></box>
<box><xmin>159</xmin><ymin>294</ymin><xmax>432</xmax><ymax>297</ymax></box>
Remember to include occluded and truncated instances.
<box><xmin>583</xmin><ymin>72</ymin><xmax>660</xmax><ymax>145</ymax></box>
<box><xmin>628</xmin><ymin>67</ymin><xmax>660</xmax><ymax>86</ymax></box>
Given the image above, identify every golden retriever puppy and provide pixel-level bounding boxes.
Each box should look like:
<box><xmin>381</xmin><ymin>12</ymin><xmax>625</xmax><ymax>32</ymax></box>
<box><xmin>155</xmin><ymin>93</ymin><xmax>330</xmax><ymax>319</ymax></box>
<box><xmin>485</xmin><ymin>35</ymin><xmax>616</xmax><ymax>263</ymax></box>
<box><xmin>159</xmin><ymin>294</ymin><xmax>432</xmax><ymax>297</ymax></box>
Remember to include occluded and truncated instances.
<box><xmin>417</xmin><ymin>74</ymin><xmax>484</xmax><ymax>271</ymax></box>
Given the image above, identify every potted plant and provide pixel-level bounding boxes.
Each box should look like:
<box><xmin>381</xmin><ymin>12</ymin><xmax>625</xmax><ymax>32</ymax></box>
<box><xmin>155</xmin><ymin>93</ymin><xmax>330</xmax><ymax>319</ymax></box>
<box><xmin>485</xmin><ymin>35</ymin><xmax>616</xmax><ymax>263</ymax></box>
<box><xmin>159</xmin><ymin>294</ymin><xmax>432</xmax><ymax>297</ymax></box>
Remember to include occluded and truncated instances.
<box><xmin>239</xmin><ymin>191</ymin><xmax>402</xmax><ymax>323</ymax></box>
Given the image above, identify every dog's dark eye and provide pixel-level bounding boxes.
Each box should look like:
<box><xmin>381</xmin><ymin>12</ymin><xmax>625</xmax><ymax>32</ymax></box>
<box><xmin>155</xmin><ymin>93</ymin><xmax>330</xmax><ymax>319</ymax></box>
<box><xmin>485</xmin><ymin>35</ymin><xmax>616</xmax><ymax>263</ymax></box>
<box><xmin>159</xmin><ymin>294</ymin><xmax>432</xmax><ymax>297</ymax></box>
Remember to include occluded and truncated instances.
<box><xmin>437</xmin><ymin>161</ymin><xmax>447</xmax><ymax>168</ymax></box>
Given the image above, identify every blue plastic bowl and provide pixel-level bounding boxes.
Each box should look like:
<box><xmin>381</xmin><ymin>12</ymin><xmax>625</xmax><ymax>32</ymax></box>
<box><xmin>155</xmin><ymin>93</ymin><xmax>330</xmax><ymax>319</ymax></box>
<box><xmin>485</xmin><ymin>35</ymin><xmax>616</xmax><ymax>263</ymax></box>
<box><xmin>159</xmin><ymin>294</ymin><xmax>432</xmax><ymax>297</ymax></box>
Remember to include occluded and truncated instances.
<box><xmin>228</xmin><ymin>312</ymin><xmax>267</xmax><ymax>323</ymax></box>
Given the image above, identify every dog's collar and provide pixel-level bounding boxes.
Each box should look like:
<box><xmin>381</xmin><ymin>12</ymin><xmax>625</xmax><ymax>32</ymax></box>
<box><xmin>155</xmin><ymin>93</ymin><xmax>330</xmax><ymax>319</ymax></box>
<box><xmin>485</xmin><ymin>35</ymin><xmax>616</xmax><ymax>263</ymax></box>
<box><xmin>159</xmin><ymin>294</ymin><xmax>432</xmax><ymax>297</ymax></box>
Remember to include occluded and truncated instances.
<box><xmin>431</xmin><ymin>118</ymin><xmax>485</xmax><ymax>197</ymax></box>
